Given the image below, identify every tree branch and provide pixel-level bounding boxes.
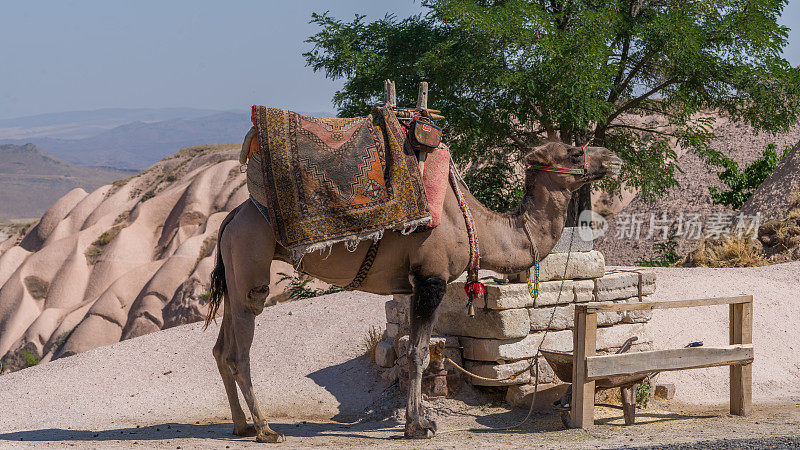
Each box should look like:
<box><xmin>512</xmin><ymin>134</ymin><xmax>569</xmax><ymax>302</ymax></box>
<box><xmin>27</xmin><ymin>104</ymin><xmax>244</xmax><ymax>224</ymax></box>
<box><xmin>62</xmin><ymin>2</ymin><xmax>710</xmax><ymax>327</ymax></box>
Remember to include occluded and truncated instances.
<box><xmin>607</xmin><ymin>77</ymin><xmax>677</xmax><ymax>124</ymax></box>
<box><xmin>615</xmin><ymin>51</ymin><xmax>656</xmax><ymax>98</ymax></box>
<box><xmin>605</xmin><ymin>123</ymin><xmax>679</xmax><ymax>137</ymax></box>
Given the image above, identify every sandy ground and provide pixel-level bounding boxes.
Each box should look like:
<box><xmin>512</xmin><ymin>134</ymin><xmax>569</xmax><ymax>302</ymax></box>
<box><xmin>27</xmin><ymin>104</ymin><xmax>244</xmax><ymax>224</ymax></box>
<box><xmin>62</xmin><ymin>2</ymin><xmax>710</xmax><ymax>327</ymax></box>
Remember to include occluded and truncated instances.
<box><xmin>644</xmin><ymin>262</ymin><xmax>800</xmax><ymax>404</ymax></box>
<box><xmin>1</xmin><ymin>264</ymin><xmax>799</xmax><ymax>448</ymax></box>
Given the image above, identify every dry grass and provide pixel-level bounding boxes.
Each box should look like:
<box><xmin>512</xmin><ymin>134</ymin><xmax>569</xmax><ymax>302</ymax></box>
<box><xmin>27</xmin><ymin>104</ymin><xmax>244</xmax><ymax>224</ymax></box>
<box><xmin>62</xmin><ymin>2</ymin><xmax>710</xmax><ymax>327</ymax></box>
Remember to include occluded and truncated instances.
<box><xmin>114</xmin><ymin>211</ymin><xmax>130</xmax><ymax>225</ymax></box>
<box><xmin>24</xmin><ymin>275</ymin><xmax>49</xmax><ymax>300</ymax></box>
<box><xmin>84</xmin><ymin>225</ymin><xmax>125</xmax><ymax>264</ymax></box>
<box><xmin>757</xmin><ymin>192</ymin><xmax>800</xmax><ymax>261</ymax></box>
<box><xmin>363</xmin><ymin>325</ymin><xmax>384</xmax><ymax>364</ymax></box>
<box><xmin>680</xmin><ymin>235</ymin><xmax>767</xmax><ymax>268</ymax></box>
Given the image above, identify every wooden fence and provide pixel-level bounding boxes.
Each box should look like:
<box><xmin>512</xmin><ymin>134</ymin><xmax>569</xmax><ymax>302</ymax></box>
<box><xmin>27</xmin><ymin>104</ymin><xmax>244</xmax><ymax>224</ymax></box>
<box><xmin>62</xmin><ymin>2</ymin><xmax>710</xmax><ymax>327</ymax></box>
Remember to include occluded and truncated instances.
<box><xmin>570</xmin><ymin>295</ymin><xmax>754</xmax><ymax>428</ymax></box>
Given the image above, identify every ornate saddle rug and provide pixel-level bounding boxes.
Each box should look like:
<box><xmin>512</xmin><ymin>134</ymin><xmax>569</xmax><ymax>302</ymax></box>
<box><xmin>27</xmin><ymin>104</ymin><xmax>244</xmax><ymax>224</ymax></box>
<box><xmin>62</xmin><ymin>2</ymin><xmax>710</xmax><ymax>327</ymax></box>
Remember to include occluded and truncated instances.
<box><xmin>246</xmin><ymin>104</ymin><xmax>431</xmax><ymax>259</ymax></box>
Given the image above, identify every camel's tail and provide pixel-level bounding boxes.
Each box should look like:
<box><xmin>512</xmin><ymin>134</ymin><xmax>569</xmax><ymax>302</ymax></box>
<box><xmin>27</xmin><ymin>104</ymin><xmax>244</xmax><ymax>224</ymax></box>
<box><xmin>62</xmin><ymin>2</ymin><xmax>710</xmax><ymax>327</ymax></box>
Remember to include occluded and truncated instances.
<box><xmin>203</xmin><ymin>206</ymin><xmax>238</xmax><ymax>330</ymax></box>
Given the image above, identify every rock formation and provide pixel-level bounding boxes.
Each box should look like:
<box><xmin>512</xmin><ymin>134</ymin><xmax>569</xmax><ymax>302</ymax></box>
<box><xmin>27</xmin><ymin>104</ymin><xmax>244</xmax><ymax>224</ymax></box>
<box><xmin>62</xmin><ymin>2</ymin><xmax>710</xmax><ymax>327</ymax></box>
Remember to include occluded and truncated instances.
<box><xmin>0</xmin><ymin>144</ymin><xmax>302</xmax><ymax>372</ymax></box>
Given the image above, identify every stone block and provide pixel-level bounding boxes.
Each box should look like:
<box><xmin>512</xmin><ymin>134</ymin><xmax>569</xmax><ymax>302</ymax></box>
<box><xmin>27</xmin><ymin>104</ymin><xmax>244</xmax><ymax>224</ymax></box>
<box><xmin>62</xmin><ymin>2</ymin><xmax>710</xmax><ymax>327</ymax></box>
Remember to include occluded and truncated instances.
<box><xmin>529</xmin><ymin>304</ymin><xmax>574</xmax><ymax>331</ymax></box>
<box><xmin>431</xmin><ymin>335</ymin><xmax>461</xmax><ymax>348</ymax></box>
<box><xmin>532</xmin><ymin>280</ymin><xmax>575</xmax><ymax>307</ymax></box>
<box><xmin>506</xmin><ymin>382</ymin><xmax>569</xmax><ymax>410</ymax></box>
<box><xmin>375</xmin><ymin>340</ymin><xmax>396</xmax><ymax>368</ymax></box>
<box><xmin>395</xmin><ymin>334</ymin><xmax>460</xmax><ymax>358</ymax></box>
<box><xmin>550</xmin><ymin>227</ymin><xmax>594</xmax><ymax>253</ymax></box>
<box><xmin>434</xmin><ymin>306</ymin><xmax>530</xmax><ymax>339</ymax></box>
<box><xmin>531</xmin><ymin>356</ymin><xmax>557</xmax><ymax>384</ymax></box>
<box><xmin>384</xmin><ymin>298</ymin><xmax>409</xmax><ymax>325</ymax></box>
<box><xmin>385</xmin><ymin>323</ymin><xmax>404</xmax><ymax>340</ymax></box>
<box><xmin>533</xmin><ymin>323</ymin><xmax>653</xmax><ymax>353</ymax></box>
<box><xmin>594</xmin><ymin>270</ymin><xmax>656</xmax><ymax>301</ymax></box>
<box><xmin>464</xmin><ymin>359</ymin><xmax>531</xmax><ymax>386</ymax></box>
<box><xmin>573</xmin><ymin>279</ymin><xmax>595</xmax><ymax>303</ymax></box>
<box><xmin>443</xmin><ymin>278</ymin><xmax>579</xmax><ymax>311</ymax></box>
<box><xmin>596</xmin><ymin>323</ymin><xmax>653</xmax><ymax>350</ymax></box>
<box><xmin>443</xmin><ymin>348</ymin><xmax>462</xmax><ymax>373</ymax></box>
<box><xmin>461</xmin><ymin>335</ymin><xmax>539</xmax><ymax>362</ymax></box>
<box><xmin>443</xmin><ymin>282</ymin><xmax>534</xmax><ymax>310</ymax></box>
<box><xmin>597</xmin><ymin>302</ymin><xmax>624</xmax><ymax>326</ymax></box>
<box><xmin>539</xmin><ymin>250</ymin><xmax>605</xmax><ymax>281</ymax></box>
<box><xmin>621</xmin><ymin>296</ymin><xmax>654</xmax><ymax>323</ymax></box>
<box><xmin>655</xmin><ymin>383</ymin><xmax>676</xmax><ymax>400</ymax></box>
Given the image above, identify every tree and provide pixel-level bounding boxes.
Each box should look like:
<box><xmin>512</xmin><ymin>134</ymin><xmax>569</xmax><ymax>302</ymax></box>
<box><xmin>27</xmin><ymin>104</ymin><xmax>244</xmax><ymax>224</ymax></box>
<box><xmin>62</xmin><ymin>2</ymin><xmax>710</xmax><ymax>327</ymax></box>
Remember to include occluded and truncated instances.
<box><xmin>304</xmin><ymin>0</ymin><xmax>800</xmax><ymax>212</ymax></box>
<box><xmin>709</xmin><ymin>142</ymin><xmax>792</xmax><ymax>209</ymax></box>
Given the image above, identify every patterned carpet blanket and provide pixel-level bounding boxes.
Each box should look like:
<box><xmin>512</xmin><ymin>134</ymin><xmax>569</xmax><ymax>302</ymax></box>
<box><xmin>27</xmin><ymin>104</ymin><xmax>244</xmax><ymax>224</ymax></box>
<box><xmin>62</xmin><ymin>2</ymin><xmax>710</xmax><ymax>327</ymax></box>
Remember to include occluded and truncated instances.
<box><xmin>246</xmin><ymin>104</ymin><xmax>431</xmax><ymax>259</ymax></box>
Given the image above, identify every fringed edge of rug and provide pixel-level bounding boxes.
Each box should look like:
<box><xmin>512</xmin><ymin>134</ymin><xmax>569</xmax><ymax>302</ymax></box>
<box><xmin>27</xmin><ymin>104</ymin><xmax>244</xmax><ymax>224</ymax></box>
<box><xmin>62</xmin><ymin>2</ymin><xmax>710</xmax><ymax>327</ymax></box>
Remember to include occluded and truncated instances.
<box><xmin>289</xmin><ymin>216</ymin><xmax>432</xmax><ymax>265</ymax></box>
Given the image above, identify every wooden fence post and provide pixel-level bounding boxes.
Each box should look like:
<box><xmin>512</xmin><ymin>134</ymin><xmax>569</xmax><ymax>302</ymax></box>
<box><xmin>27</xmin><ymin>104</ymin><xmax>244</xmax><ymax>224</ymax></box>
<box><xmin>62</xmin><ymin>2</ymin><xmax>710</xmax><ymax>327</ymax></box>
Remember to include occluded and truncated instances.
<box><xmin>571</xmin><ymin>304</ymin><xmax>597</xmax><ymax>428</ymax></box>
<box><xmin>730</xmin><ymin>299</ymin><xmax>753</xmax><ymax>415</ymax></box>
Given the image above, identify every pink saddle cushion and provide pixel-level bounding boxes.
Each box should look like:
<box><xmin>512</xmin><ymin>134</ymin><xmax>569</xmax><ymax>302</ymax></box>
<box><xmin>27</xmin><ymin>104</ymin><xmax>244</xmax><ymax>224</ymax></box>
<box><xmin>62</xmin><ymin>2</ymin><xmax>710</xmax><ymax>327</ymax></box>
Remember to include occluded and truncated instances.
<box><xmin>421</xmin><ymin>146</ymin><xmax>450</xmax><ymax>227</ymax></box>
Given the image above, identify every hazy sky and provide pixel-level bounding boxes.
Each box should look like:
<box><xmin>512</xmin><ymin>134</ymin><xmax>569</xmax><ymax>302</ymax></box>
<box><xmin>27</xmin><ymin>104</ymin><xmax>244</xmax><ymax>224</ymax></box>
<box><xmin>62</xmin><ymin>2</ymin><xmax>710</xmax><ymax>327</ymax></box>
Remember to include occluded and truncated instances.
<box><xmin>1</xmin><ymin>1</ymin><xmax>798</xmax><ymax>120</ymax></box>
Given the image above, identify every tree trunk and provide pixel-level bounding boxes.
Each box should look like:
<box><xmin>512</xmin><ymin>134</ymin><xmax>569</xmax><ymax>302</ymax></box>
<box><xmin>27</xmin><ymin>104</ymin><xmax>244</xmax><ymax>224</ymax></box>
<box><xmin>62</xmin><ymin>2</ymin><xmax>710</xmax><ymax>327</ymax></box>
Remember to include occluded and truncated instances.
<box><xmin>566</xmin><ymin>130</ymin><xmax>593</xmax><ymax>227</ymax></box>
<box><xmin>566</xmin><ymin>185</ymin><xmax>591</xmax><ymax>227</ymax></box>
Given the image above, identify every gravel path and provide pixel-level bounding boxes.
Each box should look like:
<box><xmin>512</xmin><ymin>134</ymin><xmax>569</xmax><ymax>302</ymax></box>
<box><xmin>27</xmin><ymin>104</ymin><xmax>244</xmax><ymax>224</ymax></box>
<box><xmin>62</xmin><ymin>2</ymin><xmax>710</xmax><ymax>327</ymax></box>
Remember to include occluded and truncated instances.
<box><xmin>624</xmin><ymin>436</ymin><xmax>800</xmax><ymax>449</ymax></box>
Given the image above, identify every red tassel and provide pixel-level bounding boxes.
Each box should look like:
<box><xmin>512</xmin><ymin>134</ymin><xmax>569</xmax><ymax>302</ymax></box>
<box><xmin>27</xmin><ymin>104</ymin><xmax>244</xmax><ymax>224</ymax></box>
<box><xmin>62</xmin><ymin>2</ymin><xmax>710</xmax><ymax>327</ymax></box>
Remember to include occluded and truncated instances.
<box><xmin>464</xmin><ymin>281</ymin><xmax>486</xmax><ymax>298</ymax></box>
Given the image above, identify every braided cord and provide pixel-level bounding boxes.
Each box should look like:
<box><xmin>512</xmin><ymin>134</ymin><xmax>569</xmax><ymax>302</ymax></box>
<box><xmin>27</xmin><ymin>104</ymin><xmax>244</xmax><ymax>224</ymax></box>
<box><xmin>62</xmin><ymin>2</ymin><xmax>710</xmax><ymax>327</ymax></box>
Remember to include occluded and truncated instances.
<box><xmin>449</xmin><ymin>159</ymin><xmax>479</xmax><ymax>282</ymax></box>
<box><xmin>526</xmin><ymin>259</ymin><xmax>540</xmax><ymax>300</ymax></box>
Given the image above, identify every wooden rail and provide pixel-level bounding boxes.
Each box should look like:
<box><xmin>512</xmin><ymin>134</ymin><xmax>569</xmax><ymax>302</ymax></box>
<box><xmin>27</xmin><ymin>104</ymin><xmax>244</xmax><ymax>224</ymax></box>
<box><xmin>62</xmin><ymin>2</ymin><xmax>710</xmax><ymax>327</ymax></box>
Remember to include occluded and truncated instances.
<box><xmin>570</xmin><ymin>295</ymin><xmax>754</xmax><ymax>428</ymax></box>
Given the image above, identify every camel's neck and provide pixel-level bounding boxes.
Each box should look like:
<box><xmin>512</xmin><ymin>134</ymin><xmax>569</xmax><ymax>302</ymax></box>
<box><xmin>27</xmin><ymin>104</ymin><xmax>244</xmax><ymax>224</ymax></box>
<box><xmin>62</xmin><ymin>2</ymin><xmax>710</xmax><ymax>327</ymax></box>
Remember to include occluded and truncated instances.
<box><xmin>462</xmin><ymin>176</ymin><xmax>573</xmax><ymax>274</ymax></box>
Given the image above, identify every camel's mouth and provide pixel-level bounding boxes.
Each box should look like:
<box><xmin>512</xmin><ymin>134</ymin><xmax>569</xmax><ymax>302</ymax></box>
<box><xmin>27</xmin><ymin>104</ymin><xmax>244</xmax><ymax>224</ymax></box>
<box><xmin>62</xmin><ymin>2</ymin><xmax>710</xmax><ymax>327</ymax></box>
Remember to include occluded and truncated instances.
<box><xmin>602</xmin><ymin>155</ymin><xmax>623</xmax><ymax>175</ymax></box>
<box><xmin>584</xmin><ymin>149</ymin><xmax>623</xmax><ymax>182</ymax></box>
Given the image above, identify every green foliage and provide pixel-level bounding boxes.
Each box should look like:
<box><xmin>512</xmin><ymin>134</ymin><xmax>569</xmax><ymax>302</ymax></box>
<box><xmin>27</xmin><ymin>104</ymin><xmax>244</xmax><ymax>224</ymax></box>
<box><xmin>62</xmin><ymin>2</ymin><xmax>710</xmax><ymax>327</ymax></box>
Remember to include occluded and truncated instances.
<box><xmin>277</xmin><ymin>272</ymin><xmax>343</xmax><ymax>300</ymax></box>
<box><xmin>636</xmin><ymin>235</ymin><xmax>681</xmax><ymax>267</ymax></box>
<box><xmin>462</xmin><ymin>153</ymin><xmax>525</xmax><ymax>212</ymax></box>
<box><xmin>21</xmin><ymin>349</ymin><xmax>39</xmax><ymax>367</ymax></box>
<box><xmin>636</xmin><ymin>379</ymin><xmax>652</xmax><ymax>408</ymax></box>
<box><xmin>709</xmin><ymin>143</ymin><xmax>792</xmax><ymax>210</ymax></box>
<box><xmin>305</xmin><ymin>0</ymin><xmax>800</xmax><ymax>209</ymax></box>
<box><xmin>141</xmin><ymin>190</ymin><xmax>156</xmax><ymax>202</ymax></box>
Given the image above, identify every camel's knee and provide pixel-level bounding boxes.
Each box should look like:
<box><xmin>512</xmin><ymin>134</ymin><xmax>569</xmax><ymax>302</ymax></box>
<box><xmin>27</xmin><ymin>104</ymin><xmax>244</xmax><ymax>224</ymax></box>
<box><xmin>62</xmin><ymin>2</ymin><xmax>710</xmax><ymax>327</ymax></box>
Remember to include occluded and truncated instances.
<box><xmin>410</xmin><ymin>272</ymin><xmax>446</xmax><ymax>321</ymax></box>
<box><xmin>247</xmin><ymin>284</ymin><xmax>270</xmax><ymax>315</ymax></box>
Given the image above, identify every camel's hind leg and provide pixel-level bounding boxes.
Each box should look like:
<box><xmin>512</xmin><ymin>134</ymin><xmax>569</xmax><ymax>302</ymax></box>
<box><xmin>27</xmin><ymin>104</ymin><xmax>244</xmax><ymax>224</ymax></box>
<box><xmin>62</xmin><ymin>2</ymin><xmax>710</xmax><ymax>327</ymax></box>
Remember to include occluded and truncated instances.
<box><xmin>213</xmin><ymin>310</ymin><xmax>253</xmax><ymax>436</ymax></box>
<box><xmin>217</xmin><ymin>203</ymin><xmax>284</xmax><ymax>443</ymax></box>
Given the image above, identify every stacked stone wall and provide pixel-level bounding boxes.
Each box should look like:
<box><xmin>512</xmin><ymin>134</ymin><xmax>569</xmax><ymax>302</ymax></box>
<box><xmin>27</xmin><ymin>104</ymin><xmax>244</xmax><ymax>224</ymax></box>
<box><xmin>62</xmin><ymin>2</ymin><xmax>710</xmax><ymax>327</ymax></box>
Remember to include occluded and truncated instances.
<box><xmin>377</xmin><ymin>229</ymin><xmax>657</xmax><ymax>406</ymax></box>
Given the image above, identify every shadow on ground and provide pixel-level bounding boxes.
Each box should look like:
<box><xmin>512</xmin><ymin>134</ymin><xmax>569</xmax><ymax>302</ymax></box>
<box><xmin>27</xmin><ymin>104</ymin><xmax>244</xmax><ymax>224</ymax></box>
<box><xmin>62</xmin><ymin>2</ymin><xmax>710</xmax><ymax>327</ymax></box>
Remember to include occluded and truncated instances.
<box><xmin>0</xmin><ymin>419</ymin><xmax>406</xmax><ymax>444</ymax></box>
<box><xmin>306</xmin><ymin>355</ymin><xmax>397</xmax><ymax>423</ymax></box>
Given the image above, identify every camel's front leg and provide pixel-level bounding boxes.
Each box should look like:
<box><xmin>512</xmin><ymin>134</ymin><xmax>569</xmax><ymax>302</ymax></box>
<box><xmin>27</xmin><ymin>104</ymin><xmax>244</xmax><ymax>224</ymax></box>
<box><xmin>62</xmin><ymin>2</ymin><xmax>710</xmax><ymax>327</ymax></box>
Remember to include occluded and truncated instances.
<box><xmin>404</xmin><ymin>272</ymin><xmax>446</xmax><ymax>439</ymax></box>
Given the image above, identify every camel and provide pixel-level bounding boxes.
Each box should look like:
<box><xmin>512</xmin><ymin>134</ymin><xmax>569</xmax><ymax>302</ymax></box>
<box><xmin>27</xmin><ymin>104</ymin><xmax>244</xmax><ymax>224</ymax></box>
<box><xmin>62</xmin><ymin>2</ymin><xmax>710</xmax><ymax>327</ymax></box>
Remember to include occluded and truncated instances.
<box><xmin>205</xmin><ymin>139</ymin><xmax>622</xmax><ymax>442</ymax></box>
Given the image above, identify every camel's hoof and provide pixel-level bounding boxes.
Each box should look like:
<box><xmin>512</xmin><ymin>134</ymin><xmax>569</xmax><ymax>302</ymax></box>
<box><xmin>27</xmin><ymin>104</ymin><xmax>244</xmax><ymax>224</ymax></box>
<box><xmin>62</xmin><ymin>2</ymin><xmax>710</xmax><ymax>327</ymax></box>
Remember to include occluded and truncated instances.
<box><xmin>404</xmin><ymin>418</ymin><xmax>437</xmax><ymax>439</ymax></box>
<box><xmin>256</xmin><ymin>432</ymin><xmax>285</xmax><ymax>443</ymax></box>
<box><xmin>233</xmin><ymin>424</ymin><xmax>257</xmax><ymax>437</ymax></box>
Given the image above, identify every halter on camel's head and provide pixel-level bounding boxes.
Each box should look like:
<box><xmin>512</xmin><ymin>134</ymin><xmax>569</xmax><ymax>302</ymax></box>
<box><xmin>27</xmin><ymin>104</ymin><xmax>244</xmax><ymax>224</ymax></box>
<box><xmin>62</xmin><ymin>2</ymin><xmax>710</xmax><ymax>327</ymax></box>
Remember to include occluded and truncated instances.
<box><xmin>524</xmin><ymin>141</ymin><xmax>622</xmax><ymax>188</ymax></box>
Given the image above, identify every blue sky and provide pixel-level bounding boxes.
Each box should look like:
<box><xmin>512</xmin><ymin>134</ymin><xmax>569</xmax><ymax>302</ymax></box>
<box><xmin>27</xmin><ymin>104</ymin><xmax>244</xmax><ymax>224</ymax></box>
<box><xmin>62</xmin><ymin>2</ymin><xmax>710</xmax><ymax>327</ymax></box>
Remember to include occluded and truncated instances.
<box><xmin>0</xmin><ymin>0</ymin><xmax>798</xmax><ymax>120</ymax></box>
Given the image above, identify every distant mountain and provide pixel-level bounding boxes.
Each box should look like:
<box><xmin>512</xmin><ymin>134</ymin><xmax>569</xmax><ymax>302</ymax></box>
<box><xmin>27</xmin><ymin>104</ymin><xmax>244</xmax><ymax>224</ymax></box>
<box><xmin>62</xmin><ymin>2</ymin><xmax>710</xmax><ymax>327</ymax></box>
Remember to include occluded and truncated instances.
<box><xmin>0</xmin><ymin>144</ymin><xmax>134</xmax><ymax>220</ymax></box>
<box><xmin>0</xmin><ymin>107</ymin><xmax>230</xmax><ymax>140</ymax></box>
<box><xmin>0</xmin><ymin>109</ymin><xmax>336</xmax><ymax>170</ymax></box>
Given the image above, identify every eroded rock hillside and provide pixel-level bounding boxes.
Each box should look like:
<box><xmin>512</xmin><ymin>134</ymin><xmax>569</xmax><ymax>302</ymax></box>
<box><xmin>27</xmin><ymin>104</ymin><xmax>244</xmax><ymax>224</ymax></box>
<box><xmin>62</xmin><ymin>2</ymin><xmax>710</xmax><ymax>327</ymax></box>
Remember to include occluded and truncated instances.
<box><xmin>0</xmin><ymin>144</ymin><xmax>301</xmax><ymax>372</ymax></box>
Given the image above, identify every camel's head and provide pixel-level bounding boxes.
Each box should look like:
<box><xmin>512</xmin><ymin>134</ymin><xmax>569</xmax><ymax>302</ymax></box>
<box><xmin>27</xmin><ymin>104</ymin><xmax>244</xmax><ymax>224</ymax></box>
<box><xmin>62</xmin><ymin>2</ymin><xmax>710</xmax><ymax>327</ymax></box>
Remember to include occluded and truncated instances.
<box><xmin>524</xmin><ymin>142</ymin><xmax>622</xmax><ymax>191</ymax></box>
